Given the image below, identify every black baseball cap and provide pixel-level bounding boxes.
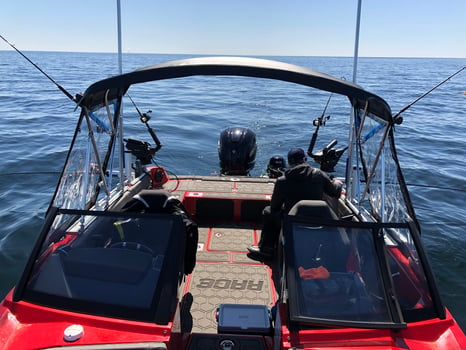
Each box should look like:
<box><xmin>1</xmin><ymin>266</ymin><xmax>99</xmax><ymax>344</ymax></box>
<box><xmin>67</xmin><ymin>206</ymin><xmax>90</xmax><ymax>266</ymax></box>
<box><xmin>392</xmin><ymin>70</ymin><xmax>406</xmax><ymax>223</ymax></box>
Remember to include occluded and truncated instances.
<box><xmin>287</xmin><ymin>147</ymin><xmax>306</xmax><ymax>166</ymax></box>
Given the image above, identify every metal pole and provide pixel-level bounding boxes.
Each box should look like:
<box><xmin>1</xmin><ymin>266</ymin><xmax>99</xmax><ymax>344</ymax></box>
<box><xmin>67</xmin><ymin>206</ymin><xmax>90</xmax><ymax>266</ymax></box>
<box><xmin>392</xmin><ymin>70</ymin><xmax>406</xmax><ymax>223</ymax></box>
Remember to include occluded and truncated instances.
<box><xmin>116</xmin><ymin>0</ymin><xmax>127</xmax><ymax>189</ymax></box>
<box><xmin>352</xmin><ymin>0</ymin><xmax>362</xmax><ymax>83</ymax></box>
<box><xmin>346</xmin><ymin>0</ymin><xmax>363</xmax><ymax>203</ymax></box>
<box><xmin>117</xmin><ymin>0</ymin><xmax>123</xmax><ymax>74</ymax></box>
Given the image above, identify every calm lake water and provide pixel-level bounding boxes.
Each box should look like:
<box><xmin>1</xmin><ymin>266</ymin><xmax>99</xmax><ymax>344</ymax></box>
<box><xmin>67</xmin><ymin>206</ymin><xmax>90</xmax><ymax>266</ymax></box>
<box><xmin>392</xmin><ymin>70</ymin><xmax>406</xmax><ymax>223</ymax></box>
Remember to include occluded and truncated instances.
<box><xmin>0</xmin><ymin>51</ymin><xmax>465</xmax><ymax>329</ymax></box>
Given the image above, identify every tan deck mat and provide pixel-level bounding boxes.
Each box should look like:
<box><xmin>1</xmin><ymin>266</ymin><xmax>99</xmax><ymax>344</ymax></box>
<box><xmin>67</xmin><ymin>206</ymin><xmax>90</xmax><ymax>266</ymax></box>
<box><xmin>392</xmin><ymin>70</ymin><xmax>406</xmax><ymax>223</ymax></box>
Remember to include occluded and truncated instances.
<box><xmin>180</xmin><ymin>223</ymin><xmax>276</xmax><ymax>334</ymax></box>
<box><xmin>208</xmin><ymin>225</ymin><xmax>255</xmax><ymax>252</ymax></box>
<box><xmin>186</xmin><ymin>262</ymin><xmax>274</xmax><ymax>334</ymax></box>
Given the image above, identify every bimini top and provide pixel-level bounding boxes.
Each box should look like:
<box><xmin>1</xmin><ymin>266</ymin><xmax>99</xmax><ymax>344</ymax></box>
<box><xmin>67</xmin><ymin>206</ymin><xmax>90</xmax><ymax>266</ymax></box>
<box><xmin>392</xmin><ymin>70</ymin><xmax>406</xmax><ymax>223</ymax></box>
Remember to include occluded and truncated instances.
<box><xmin>79</xmin><ymin>56</ymin><xmax>392</xmax><ymax>121</ymax></box>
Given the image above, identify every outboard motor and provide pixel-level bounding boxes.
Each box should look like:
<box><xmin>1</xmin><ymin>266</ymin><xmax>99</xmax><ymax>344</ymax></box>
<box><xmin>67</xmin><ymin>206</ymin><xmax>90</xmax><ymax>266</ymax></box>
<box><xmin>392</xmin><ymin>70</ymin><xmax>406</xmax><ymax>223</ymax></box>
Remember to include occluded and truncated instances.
<box><xmin>266</xmin><ymin>155</ymin><xmax>286</xmax><ymax>178</ymax></box>
<box><xmin>218</xmin><ymin>127</ymin><xmax>257</xmax><ymax>175</ymax></box>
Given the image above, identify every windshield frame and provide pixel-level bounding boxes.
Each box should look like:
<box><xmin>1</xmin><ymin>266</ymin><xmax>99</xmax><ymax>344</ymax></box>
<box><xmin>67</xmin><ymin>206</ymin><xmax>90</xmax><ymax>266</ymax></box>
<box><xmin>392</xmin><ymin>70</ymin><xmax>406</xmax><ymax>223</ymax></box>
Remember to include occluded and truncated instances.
<box><xmin>283</xmin><ymin>216</ymin><xmax>441</xmax><ymax>329</ymax></box>
<box><xmin>15</xmin><ymin>208</ymin><xmax>186</xmax><ymax>324</ymax></box>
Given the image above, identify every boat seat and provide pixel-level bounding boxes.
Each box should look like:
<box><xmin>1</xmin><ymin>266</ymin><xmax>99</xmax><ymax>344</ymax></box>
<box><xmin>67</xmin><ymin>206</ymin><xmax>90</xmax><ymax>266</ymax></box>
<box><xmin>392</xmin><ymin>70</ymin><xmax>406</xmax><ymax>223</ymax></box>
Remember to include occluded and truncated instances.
<box><xmin>288</xmin><ymin>199</ymin><xmax>349</xmax><ymax>245</ymax></box>
<box><xmin>285</xmin><ymin>200</ymin><xmax>350</xmax><ymax>272</ymax></box>
<box><xmin>121</xmin><ymin>189</ymin><xmax>198</xmax><ymax>275</ymax></box>
<box><xmin>288</xmin><ymin>200</ymin><xmax>338</xmax><ymax>220</ymax></box>
<box><xmin>122</xmin><ymin>189</ymin><xmax>182</xmax><ymax>214</ymax></box>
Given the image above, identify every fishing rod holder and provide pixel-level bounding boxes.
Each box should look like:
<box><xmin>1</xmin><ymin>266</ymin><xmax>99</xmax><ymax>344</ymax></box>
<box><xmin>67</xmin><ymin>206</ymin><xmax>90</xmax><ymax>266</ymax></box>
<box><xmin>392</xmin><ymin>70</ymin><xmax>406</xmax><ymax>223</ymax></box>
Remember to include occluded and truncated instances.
<box><xmin>124</xmin><ymin>138</ymin><xmax>157</xmax><ymax>165</ymax></box>
<box><xmin>311</xmin><ymin>139</ymin><xmax>347</xmax><ymax>173</ymax></box>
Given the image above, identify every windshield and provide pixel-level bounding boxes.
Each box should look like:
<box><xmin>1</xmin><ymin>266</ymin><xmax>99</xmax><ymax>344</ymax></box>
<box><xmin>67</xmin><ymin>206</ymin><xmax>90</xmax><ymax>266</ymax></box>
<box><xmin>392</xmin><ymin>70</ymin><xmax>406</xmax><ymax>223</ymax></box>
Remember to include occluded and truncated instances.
<box><xmin>284</xmin><ymin>217</ymin><xmax>436</xmax><ymax>328</ymax></box>
<box><xmin>22</xmin><ymin>209</ymin><xmax>185</xmax><ymax>324</ymax></box>
<box><xmin>51</xmin><ymin>101</ymin><xmax>122</xmax><ymax>213</ymax></box>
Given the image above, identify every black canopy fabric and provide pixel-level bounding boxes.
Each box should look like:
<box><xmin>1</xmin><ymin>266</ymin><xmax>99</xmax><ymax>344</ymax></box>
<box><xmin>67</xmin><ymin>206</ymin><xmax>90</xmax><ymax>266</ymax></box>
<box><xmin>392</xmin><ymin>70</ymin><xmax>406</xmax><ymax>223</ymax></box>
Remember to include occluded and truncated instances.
<box><xmin>79</xmin><ymin>56</ymin><xmax>392</xmax><ymax>121</ymax></box>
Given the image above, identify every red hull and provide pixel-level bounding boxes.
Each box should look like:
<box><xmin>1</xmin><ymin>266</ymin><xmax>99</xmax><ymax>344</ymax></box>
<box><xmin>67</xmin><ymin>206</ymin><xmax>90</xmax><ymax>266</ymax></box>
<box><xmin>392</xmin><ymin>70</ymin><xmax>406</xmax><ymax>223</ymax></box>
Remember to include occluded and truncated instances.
<box><xmin>0</xmin><ymin>290</ymin><xmax>176</xmax><ymax>349</ymax></box>
<box><xmin>278</xmin><ymin>304</ymin><xmax>466</xmax><ymax>349</ymax></box>
<box><xmin>2</xmin><ymin>288</ymin><xmax>465</xmax><ymax>350</ymax></box>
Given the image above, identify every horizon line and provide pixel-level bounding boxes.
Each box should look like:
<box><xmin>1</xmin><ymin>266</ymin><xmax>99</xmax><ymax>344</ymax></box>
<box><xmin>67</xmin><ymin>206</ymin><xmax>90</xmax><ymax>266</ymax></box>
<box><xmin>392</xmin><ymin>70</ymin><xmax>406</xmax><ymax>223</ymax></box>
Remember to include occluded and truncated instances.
<box><xmin>0</xmin><ymin>49</ymin><xmax>464</xmax><ymax>60</ymax></box>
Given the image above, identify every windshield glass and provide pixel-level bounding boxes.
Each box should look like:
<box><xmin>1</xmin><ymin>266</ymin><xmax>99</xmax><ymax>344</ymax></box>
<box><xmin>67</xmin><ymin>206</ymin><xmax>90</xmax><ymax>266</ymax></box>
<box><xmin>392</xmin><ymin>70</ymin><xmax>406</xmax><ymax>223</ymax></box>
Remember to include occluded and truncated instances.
<box><xmin>23</xmin><ymin>210</ymin><xmax>185</xmax><ymax>323</ymax></box>
<box><xmin>287</xmin><ymin>221</ymin><xmax>392</xmax><ymax>325</ymax></box>
<box><xmin>285</xmin><ymin>218</ymin><xmax>436</xmax><ymax>328</ymax></box>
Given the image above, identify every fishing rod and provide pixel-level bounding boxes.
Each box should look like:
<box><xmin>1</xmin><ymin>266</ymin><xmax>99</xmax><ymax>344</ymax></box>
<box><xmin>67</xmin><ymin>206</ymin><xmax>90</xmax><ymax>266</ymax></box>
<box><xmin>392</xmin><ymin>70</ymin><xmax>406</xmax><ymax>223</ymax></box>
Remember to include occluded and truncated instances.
<box><xmin>127</xmin><ymin>95</ymin><xmax>162</xmax><ymax>151</ymax></box>
<box><xmin>0</xmin><ymin>34</ymin><xmax>77</xmax><ymax>103</ymax></box>
<box><xmin>405</xmin><ymin>183</ymin><xmax>466</xmax><ymax>193</ymax></box>
<box><xmin>0</xmin><ymin>171</ymin><xmax>61</xmax><ymax>176</ymax></box>
<box><xmin>307</xmin><ymin>93</ymin><xmax>332</xmax><ymax>157</ymax></box>
<box><xmin>393</xmin><ymin>65</ymin><xmax>466</xmax><ymax>123</ymax></box>
<box><xmin>123</xmin><ymin>94</ymin><xmax>162</xmax><ymax>165</ymax></box>
<box><xmin>306</xmin><ymin>93</ymin><xmax>348</xmax><ymax>172</ymax></box>
<box><xmin>365</xmin><ymin>180</ymin><xmax>466</xmax><ymax>194</ymax></box>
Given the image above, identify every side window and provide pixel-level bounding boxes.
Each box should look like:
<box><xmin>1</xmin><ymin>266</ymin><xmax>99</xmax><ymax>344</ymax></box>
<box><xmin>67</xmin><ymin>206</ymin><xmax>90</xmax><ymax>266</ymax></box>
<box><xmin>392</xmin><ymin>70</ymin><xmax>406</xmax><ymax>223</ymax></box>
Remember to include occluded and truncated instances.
<box><xmin>384</xmin><ymin>227</ymin><xmax>435</xmax><ymax>321</ymax></box>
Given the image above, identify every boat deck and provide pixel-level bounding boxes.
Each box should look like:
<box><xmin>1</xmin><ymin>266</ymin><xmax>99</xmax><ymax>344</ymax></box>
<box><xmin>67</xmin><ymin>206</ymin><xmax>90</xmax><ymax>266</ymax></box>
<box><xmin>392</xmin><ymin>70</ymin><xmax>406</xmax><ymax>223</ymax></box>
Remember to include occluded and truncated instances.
<box><xmin>182</xmin><ymin>224</ymin><xmax>278</xmax><ymax>333</ymax></box>
<box><xmin>162</xmin><ymin>175</ymin><xmax>279</xmax><ymax>334</ymax></box>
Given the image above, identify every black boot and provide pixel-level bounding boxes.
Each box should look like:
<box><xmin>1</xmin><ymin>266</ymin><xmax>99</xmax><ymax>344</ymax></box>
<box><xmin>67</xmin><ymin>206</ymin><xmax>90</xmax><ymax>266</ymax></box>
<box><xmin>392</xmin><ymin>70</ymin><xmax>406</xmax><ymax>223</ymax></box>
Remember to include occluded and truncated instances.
<box><xmin>247</xmin><ymin>245</ymin><xmax>274</xmax><ymax>259</ymax></box>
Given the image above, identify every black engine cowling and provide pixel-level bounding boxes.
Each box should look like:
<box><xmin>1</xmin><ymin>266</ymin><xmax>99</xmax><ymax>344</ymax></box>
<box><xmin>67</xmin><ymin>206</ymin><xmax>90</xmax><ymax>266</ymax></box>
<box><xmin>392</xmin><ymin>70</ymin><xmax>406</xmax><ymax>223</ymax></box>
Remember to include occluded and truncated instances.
<box><xmin>218</xmin><ymin>127</ymin><xmax>257</xmax><ymax>175</ymax></box>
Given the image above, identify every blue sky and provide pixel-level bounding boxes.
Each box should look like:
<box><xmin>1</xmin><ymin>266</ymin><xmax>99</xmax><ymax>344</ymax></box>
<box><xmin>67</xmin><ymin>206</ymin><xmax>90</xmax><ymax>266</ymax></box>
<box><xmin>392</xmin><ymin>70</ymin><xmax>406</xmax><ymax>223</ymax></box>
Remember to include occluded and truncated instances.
<box><xmin>1</xmin><ymin>0</ymin><xmax>465</xmax><ymax>58</ymax></box>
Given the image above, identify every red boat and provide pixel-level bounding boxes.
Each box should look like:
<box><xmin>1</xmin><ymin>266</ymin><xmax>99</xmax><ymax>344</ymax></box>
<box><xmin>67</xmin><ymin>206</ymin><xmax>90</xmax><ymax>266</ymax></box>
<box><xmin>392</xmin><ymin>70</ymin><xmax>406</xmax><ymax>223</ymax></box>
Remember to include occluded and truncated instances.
<box><xmin>1</xmin><ymin>57</ymin><xmax>464</xmax><ymax>349</ymax></box>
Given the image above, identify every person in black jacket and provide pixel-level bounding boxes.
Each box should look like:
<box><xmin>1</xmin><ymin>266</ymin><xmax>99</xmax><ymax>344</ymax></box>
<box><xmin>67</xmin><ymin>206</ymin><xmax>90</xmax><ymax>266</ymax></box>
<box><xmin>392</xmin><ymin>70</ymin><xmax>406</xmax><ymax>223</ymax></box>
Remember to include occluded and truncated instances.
<box><xmin>247</xmin><ymin>147</ymin><xmax>342</xmax><ymax>259</ymax></box>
